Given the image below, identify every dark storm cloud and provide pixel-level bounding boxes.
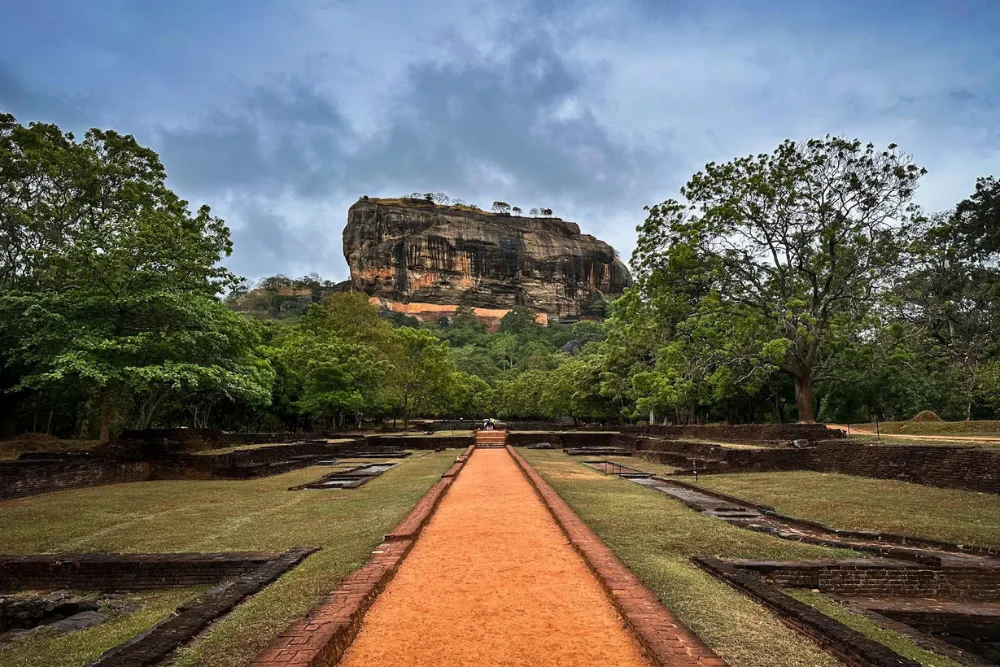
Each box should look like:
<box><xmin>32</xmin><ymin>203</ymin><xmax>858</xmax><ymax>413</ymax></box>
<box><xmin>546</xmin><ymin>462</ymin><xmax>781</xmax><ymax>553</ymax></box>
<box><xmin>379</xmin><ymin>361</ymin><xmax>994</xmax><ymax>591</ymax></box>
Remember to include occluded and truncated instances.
<box><xmin>151</xmin><ymin>39</ymin><xmax>658</xmax><ymax>277</ymax></box>
<box><xmin>0</xmin><ymin>63</ymin><xmax>97</xmax><ymax>130</ymax></box>
<box><xmin>156</xmin><ymin>40</ymin><xmax>653</xmax><ymax>206</ymax></box>
<box><xmin>345</xmin><ymin>41</ymin><xmax>657</xmax><ymax>203</ymax></box>
<box><xmin>156</xmin><ymin>83</ymin><xmax>350</xmax><ymax>198</ymax></box>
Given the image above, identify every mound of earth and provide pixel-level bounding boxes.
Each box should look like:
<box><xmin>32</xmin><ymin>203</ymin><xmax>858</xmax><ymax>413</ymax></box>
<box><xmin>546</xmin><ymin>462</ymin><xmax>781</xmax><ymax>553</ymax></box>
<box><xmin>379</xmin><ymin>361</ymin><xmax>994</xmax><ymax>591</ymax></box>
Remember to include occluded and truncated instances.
<box><xmin>911</xmin><ymin>410</ymin><xmax>943</xmax><ymax>422</ymax></box>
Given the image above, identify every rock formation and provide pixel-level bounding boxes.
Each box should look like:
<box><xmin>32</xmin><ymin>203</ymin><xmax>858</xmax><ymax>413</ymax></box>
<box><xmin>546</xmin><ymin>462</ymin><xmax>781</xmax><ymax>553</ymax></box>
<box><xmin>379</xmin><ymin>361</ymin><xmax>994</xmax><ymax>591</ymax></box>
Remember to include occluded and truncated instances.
<box><xmin>343</xmin><ymin>198</ymin><xmax>632</xmax><ymax>318</ymax></box>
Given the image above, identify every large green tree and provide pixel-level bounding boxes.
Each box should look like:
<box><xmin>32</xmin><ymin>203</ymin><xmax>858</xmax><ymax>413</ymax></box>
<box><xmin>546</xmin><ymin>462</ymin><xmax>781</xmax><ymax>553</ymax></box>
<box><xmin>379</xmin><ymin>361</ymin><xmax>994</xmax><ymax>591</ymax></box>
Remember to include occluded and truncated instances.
<box><xmin>635</xmin><ymin>137</ymin><xmax>924</xmax><ymax>421</ymax></box>
<box><xmin>0</xmin><ymin>113</ymin><xmax>270</xmax><ymax>439</ymax></box>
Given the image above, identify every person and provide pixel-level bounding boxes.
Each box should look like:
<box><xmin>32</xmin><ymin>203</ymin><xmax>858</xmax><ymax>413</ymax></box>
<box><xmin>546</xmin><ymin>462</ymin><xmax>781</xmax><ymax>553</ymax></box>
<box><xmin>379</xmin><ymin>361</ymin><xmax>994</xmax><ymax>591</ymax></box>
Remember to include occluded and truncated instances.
<box><xmin>482</xmin><ymin>418</ymin><xmax>489</xmax><ymax>431</ymax></box>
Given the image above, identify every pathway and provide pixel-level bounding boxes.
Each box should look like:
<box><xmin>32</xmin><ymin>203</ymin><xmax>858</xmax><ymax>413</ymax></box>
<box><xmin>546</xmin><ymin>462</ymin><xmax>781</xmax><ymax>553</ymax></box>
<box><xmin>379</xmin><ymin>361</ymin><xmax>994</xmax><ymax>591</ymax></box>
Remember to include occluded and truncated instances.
<box><xmin>339</xmin><ymin>447</ymin><xmax>652</xmax><ymax>667</ymax></box>
<box><xmin>827</xmin><ymin>424</ymin><xmax>1000</xmax><ymax>444</ymax></box>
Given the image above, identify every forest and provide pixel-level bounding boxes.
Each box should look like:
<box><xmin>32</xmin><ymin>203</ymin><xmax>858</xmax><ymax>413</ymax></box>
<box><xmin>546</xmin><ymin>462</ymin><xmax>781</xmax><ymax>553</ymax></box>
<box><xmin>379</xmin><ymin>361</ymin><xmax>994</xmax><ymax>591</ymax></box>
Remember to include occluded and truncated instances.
<box><xmin>2</xmin><ymin>114</ymin><xmax>998</xmax><ymax>439</ymax></box>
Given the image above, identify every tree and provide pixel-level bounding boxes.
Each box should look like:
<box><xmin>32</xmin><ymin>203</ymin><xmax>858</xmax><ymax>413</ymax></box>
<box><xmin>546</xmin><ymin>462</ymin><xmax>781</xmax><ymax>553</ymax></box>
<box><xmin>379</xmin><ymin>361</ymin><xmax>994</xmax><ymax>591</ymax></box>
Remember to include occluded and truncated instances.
<box><xmin>953</xmin><ymin>176</ymin><xmax>1000</xmax><ymax>258</ymax></box>
<box><xmin>492</xmin><ymin>201</ymin><xmax>511</xmax><ymax>215</ymax></box>
<box><xmin>529</xmin><ymin>208</ymin><xmax>539</xmax><ymax>216</ymax></box>
<box><xmin>634</xmin><ymin>137</ymin><xmax>924</xmax><ymax>421</ymax></box>
<box><xmin>435</xmin><ymin>193</ymin><xmax>450</xmax><ymax>205</ymax></box>
<box><xmin>900</xmin><ymin>207</ymin><xmax>1000</xmax><ymax>419</ymax></box>
<box><xmin>512</xmin><ymin>206</ymin><xmax>522</xmax><ymax>216</ymax></box>
<box><xmin>424</xmin><ymin>192</ymin><xmax>435</xmax><ymax>203</ymax></box>
<box><xmin>0</xmin><ymin>113</ymin><xmax>270</xmax><ymax>440</ymax></box>
<box><xmin>277</xmin><ymin>320</ymin><xmax>382</xmax><ymax>429</ymax></box>
<box><xmin>540</xmin><ymin>208</ymin><xmax>554</xmax><ymax>217</ymax></box>
<box><xmin>498</xmin><ymin>307</ymin><xmax>541</xmax><ymax>337</ymax></box>
<box><xmin>386</xmin><ymin>327</ymin><xmax>454</xmax><ymax>427</ymax></box>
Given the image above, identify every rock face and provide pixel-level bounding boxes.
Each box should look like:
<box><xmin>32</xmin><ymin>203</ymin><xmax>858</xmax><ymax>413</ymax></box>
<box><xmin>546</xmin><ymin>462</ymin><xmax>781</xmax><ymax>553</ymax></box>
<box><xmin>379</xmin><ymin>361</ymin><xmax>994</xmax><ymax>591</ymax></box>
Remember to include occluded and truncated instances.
<box><xmin>343</xmin><ymin>198</ymin><xmax>632</xmax><ymax>317</ymax></box>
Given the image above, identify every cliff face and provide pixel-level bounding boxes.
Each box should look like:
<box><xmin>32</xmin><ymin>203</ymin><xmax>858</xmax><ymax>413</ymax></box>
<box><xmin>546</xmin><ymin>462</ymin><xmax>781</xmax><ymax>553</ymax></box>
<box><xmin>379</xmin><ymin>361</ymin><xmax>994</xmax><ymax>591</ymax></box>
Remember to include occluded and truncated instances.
<box><xmin>343</xmin><ymin>199</ymin><xmax>632</xmax><ymax>317</ymax></box>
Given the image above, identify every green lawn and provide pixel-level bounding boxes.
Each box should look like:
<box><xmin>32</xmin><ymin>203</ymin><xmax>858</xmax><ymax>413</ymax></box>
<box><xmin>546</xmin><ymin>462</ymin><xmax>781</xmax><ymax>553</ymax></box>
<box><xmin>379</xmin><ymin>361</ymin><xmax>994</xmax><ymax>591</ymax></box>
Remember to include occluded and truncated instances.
<box><xmin>699</xmin><ymin>471</ymin><xmax>1000</xmax><ymax>546</ymax></box>
<box><xmin>520</xmin><ymin>449</ymin><xmax>853</xmax><ymax>667</ymax></box>
<box><xmin>0</xmin><ymin>450</ymin><xmax>456</xmax><ymax>667</ymax></box>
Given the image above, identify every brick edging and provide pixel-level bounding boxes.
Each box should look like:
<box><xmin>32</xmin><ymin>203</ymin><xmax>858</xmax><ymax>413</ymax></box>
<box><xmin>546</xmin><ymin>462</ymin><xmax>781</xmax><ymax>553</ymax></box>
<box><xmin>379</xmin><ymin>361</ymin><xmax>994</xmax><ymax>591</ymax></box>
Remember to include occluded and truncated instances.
<box><xmin>250</xmin><ymin>448</ymin><xmax>474</xmax><ymax>667</ymax></box>
<box><xmin>93</xmin><ymin>548</ymin><xmax>317</xmax><ymax>667</ymax></box>
<box><xmin>694</xmin><ymin>557</ymin><xmax>921</xmax><ymax>667</ymax></box>
<box><xmin>506</xmin><ymin>446</ymin><xmax>727</xmax><ymax>667</ymax></box>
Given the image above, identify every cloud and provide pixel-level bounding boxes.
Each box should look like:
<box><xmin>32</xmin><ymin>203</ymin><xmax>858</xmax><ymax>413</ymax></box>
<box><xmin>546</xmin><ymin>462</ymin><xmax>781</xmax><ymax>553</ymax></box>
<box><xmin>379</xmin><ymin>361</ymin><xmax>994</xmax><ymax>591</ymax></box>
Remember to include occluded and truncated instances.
<box><xmin>2</xmin><ymin>0</ymin><xmax>999</xmax><ymax>280</ymax></box>
<box><xmin>153</xmin><ymin>37</ymin><xmax>660</xmax><ymax>276</ymax></box>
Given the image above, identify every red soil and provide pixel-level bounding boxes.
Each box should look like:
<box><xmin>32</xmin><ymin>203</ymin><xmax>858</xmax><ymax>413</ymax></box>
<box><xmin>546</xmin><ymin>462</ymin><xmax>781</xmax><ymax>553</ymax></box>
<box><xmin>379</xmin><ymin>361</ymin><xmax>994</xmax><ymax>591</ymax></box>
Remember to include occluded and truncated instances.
<box><xmin>339</xmin><ymin>447</ymin><xmax>651</xmax><ymax>667</ymax></box>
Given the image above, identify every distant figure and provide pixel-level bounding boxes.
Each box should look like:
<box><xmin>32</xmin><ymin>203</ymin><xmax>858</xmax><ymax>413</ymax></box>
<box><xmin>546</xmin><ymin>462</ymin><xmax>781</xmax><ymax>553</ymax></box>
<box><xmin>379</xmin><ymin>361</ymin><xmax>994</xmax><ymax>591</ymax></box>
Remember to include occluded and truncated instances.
<box><xmin>483</xmin><ymin>418</ymin><xmax>490</xmax><ymax>431</ymax></box>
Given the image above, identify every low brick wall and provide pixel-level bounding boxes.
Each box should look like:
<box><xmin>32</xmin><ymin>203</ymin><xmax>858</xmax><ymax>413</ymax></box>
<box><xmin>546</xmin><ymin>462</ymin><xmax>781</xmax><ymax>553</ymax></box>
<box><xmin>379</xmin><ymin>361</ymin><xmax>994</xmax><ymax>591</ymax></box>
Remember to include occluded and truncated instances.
<box><xmin>0</xmin><ymin>459</ymin><xmax>151</xmax><ymax>500</ymax></box>
<box><xmin>112</xmin><ymin>429</ymin><xmax>334</xmax><ymax>456</ymax></box>
<box><xmin>635</xmin><ymin>439</ymin><xmax>813</xmax><ymax>471</ymax></box>
<box><xmin>0</xmin><ymin>551</ymin><xmax>286</xmax><ymax>592</ymax></box>
<box><xmin>363</xmin><ymin>435</ymin><xmax>473</xmax><ymax>450</ymax></box>
<box><xmin>811</xmin><ymin>442</ymin><xmax>1000</xmax><ymax>493</ymax></box>
<box><xmin>636</xmin><ymin>437</ymin><xmax>1000</xmax><ymax>494</ymax></box>
<box><xmin>730</xmin><ymin>559</ymin><xmax>1000</xmax><ymax>602</ymax></box>
<box><xmin>506</xmin><ymin>432</ymin><xmax>618</xmax><ymax>448</ymax></box>
<box><xmin>625</xmin><ymin>423</ymin><xmax>841</xmax><ymax>444</ymax></box>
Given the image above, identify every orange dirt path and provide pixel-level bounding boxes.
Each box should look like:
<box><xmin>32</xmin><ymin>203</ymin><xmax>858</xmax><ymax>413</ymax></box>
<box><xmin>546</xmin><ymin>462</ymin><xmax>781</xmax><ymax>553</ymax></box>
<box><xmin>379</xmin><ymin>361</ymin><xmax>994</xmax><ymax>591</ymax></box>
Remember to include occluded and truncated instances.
<box><xmin>339</xmin><ymin>448</ymin><xmax>652</xmax><ymax>667</ymax></box>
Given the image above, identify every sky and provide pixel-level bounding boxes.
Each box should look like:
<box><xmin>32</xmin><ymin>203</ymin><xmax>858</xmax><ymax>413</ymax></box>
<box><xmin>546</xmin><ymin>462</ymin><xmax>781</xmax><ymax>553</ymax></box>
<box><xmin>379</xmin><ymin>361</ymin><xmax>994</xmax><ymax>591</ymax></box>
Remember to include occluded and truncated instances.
<box><xmin>2</xmin><ymin>0</ymin><xmax>999</xmax><ymax>283</ymax></box>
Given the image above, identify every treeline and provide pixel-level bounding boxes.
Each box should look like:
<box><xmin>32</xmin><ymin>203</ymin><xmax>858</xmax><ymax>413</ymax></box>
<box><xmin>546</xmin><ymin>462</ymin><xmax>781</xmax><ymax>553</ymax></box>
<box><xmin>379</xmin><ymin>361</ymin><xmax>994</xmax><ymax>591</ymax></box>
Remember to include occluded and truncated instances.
<box><xmin>2</xmin><ymin>113</ymin><xmax>998</xmax><ymax>438</ymax></box>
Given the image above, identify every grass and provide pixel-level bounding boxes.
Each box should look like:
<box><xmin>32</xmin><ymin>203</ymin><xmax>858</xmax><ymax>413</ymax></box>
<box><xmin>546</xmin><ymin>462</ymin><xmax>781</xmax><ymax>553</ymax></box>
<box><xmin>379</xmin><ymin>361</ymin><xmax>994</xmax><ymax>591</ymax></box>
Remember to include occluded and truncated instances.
<box><xmin>520</xmin><ymin>448</ymin><xmax>855</xmax><ymax>667</ymax></box>
<box><xmin>855</xmin><ymin>420</ymin><xmax>1000</xmax><ymax>438</ymax></box>
<box><xmin>191</xmin><ymin>439</ymin><xmax>355</xmax><ymax>455</ymax></box>
<box><xmin>786</xmin><ymin>590</ymin><xmax>964</xmax><ymax>667</ymax></box>
<box><xmin>0</xmin><ymin>588</ymin><xmax>204</xmax><ymax>667</ymax></box>
<box><xmin>699</xmin><ymin>471</ymin><xmax>1000</xmax><ymax>546</ymax></box>
<box><xmin>0</xmin><ymin>450</ymin><xmax>456</xmax><ymax>667</ymax></box>
<box><xmin>0</xmin><ymin>436</ymin><xmax>98</xmax><ymax>460</ymax></box>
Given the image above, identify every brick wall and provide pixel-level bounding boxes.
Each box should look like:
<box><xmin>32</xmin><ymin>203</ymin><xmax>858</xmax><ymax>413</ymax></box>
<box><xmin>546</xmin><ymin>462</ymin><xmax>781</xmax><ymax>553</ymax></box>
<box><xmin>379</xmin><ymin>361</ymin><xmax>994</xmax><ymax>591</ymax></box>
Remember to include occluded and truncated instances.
<box><xmin>625</xmin><ymin>423</ymin><xmax>841</xmax><ymax>444</ymax></box>
<box><xmin>734</xmin><ymin>559</ymin><xmax>1000</xmax><ymax>602</ymax></box>
<box><xmin>0</xmin><ymin>460</ymin><xmax>151</xmax><ymax>500</ymax></box>
<box><xmin>811</xmin><ymin>442</ymin><xmax>1000</xmax><ymax>493</ymax></box>
<box><xmin>506</xmin><ymin>432</ymin><xmax>618</xmax><ymax>448</ymax></box>
<box><xmin>0</xmin><ymin>552</ymin><xmax>282</xmax><ymax>592</ymax></box>
<box><xmin>363</xmin><ymin>435</ymin><xmax>473</xmax><ymax>450</ymax></box>
<box><xmin>634</xmin><ymin>437</ymin><xmax>1000</xmax><ymax>494</ymax></box>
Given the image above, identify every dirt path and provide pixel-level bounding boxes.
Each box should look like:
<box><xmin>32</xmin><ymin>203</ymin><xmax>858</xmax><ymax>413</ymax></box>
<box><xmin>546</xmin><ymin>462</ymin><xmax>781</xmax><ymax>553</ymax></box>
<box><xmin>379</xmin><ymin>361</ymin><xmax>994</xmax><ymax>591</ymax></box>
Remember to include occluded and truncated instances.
<box><xmin>339</xmin><ymin>448</ymin><xmax>652</xmax><ymax>667</ymax></box>
<box><xmin>828</xmin><ymin>424</ymin><xmax>1000</xmax><ymax>443</ymax></box>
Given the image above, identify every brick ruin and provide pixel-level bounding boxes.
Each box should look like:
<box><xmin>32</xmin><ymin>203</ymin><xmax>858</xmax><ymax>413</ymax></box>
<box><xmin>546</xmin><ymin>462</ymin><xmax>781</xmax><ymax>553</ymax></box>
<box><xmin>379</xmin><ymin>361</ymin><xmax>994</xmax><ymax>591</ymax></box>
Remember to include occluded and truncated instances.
<box><xmin>585</xmin><ymin>450</ymin><xmax>1000</xmax><ymax>666</ymax></box>
<box><xmin>0</xmin><ymin>549</ymin><xmax>315</xmax><ymax>667</ymax></box>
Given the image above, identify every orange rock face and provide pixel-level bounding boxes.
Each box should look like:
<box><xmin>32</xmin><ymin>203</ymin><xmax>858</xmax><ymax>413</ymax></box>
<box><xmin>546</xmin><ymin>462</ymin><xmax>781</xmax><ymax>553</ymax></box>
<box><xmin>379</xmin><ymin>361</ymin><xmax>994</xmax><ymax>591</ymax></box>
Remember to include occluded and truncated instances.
<box><xmin>369</xmin><ymin>298</ymin><xmax>546</xmax><ymax>332</ymax></box>
<box><xmin>344</xmin><ymin>198</ymin><xmax>631</xmax><ymax>319</ymax></box>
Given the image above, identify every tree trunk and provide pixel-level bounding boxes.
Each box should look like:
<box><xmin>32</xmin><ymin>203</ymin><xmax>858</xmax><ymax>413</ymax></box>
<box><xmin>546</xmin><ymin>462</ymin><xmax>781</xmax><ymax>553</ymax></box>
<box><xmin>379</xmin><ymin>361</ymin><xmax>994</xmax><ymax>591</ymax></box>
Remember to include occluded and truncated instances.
<box><xmin>99</xmin><ymin>392</ymin><xmax>112</xmax><ymax>443</ymax></box>
<box><xmin>793</xmin><ymin>372</ymin><xmax>816</xmax><ymax>423</ymax></box>
<box><xmin>0</xmin><ymin>392</ymin><xmax>21</xmax><ymax>438</ymax></box>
